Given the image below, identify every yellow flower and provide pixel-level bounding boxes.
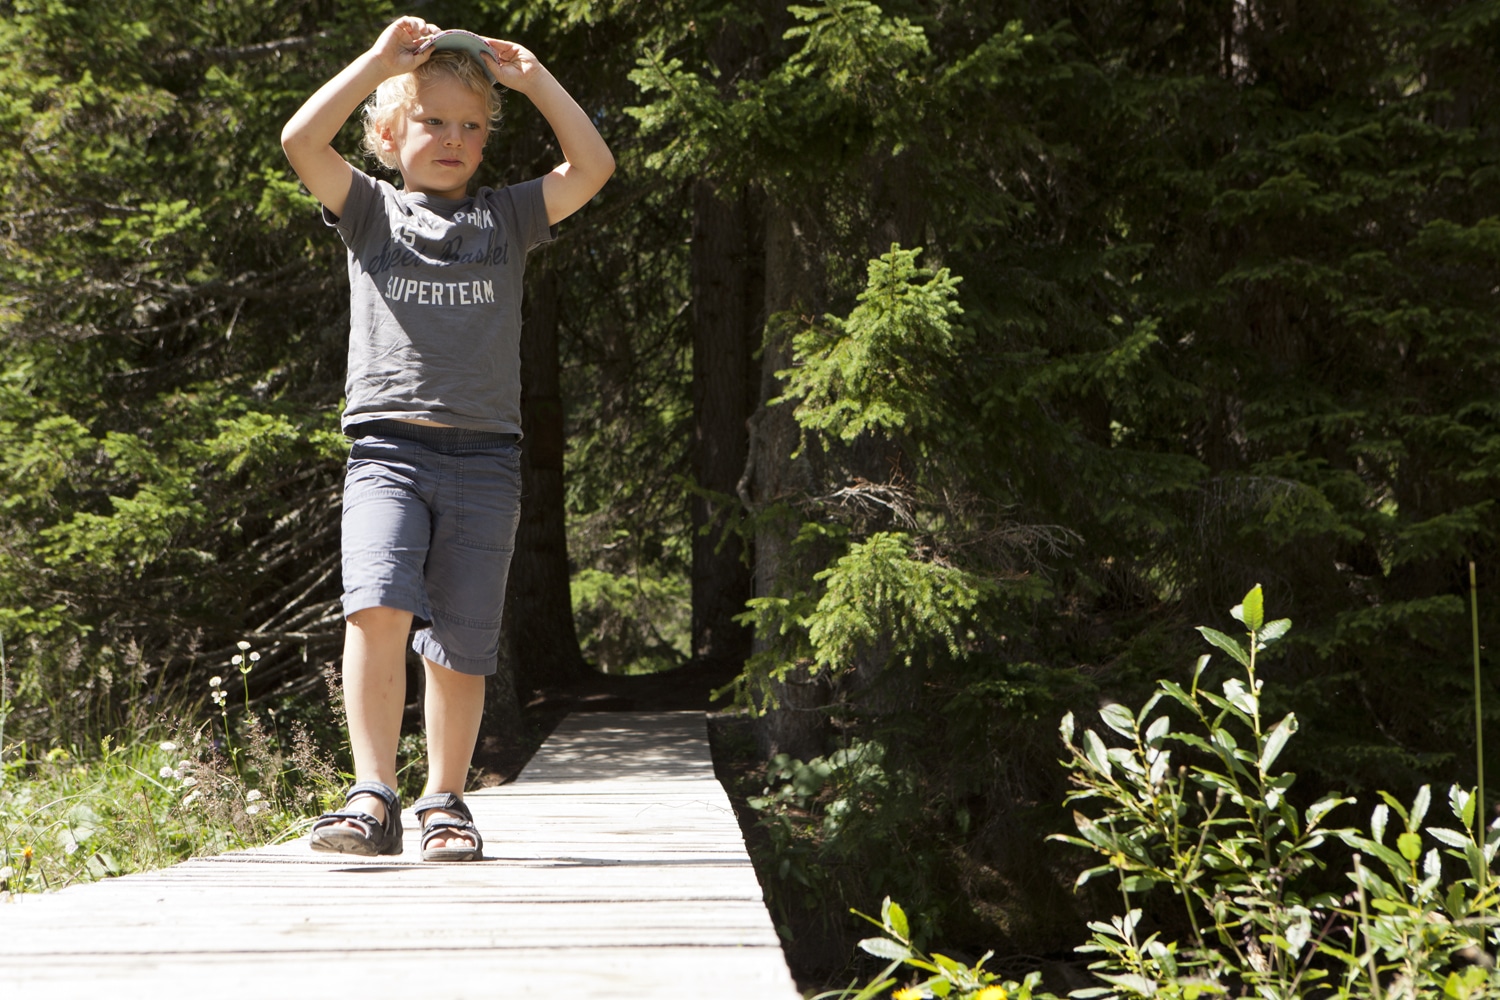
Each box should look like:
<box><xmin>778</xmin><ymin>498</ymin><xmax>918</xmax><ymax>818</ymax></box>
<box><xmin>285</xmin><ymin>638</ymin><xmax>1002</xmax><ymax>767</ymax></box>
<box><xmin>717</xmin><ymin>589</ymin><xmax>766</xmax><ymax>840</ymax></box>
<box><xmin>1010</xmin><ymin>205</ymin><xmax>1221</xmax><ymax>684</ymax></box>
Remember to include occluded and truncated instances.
<box><xmin>974</xmin><ymin>988</ymin><xmax>1008</xmax><ymax>1000</ymax></box>
<box><xmin>892</xmin><ymin>989</ymin><xmax>925</xmax><ymax>1000</ymax></box>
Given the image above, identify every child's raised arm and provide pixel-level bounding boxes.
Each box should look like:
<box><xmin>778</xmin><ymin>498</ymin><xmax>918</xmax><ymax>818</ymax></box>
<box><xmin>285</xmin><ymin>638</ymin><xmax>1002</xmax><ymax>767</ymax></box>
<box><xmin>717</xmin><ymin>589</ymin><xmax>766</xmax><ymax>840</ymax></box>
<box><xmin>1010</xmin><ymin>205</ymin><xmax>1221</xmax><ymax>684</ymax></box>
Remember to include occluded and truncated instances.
<box><xmin>281</xmin><ymin>17</ymin><xmax>436</xmax><ymax>218</ymax></box>
<box><xmin>482</xmin><ymin>39</ymin><xmax>615</xmax><ymax>226</ymax></box>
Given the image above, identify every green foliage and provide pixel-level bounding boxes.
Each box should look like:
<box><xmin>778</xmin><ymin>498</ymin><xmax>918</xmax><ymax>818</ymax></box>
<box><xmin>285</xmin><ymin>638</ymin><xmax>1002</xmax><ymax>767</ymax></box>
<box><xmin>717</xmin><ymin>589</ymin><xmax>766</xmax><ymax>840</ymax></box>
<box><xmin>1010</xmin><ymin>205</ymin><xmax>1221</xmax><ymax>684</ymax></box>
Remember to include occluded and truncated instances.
<box><xmin>814</xmin><ymin>897</ymin><xmax>1061</xmax><ymax>1000</ymax></box>
<box><xmin>0</xmin><ymin>711</ymin><xmax>341</xmax><ymax>895</ymax></box>
<box><xmin>570</xmin><ymin>564</ymin><xmax>691</xmax><ymax>674</ymax></box>
<box><xmin>748</xmin><ymin>736</ymin><xmax>949</xmax><ymax>946</ymax></box>
<box><xmin>1055</xmin><ymin>586</ymin><xmax>1500</xmax><ymax>998</ymax></box>
<box><xmin>781</xmin><ymin>246</ymin><xmax>967</xmax><ymax>445</ymax></box>
<box><xmin>806</xmin><ymin>532</ymin><xmax>991</xmax><ymax>672</ymax></box>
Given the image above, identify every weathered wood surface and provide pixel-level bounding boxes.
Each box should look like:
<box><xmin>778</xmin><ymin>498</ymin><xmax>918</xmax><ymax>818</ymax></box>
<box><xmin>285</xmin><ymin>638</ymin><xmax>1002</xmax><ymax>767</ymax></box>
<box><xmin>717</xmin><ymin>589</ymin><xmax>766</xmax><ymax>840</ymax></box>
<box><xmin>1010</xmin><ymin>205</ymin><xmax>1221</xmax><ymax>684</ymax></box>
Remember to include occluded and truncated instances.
<box><xmin>0</xmin><ymin>711</ymin><xmax>802</xmax><ymax>999</ymax></box>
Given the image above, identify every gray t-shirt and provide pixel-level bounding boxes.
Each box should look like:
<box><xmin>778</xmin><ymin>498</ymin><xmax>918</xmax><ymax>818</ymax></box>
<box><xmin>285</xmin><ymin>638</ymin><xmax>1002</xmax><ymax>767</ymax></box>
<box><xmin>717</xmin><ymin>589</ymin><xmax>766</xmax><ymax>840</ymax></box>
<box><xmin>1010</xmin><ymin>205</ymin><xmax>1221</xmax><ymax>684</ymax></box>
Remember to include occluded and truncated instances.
<box><xmin>326</xmin><ymin>168</ymin><xmax>555</xmax><ymax>436</ymax></box>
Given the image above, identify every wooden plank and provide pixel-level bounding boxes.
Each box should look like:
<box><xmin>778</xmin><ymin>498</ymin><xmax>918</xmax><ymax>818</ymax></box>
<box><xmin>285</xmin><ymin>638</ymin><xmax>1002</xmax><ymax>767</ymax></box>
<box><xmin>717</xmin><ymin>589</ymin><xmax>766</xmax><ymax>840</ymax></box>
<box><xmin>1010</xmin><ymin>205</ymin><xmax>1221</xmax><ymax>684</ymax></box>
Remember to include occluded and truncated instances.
<box><xmin>0</xmin><ymin>711</ymin><xmax>801</xmax><ymax>999</ymax></box>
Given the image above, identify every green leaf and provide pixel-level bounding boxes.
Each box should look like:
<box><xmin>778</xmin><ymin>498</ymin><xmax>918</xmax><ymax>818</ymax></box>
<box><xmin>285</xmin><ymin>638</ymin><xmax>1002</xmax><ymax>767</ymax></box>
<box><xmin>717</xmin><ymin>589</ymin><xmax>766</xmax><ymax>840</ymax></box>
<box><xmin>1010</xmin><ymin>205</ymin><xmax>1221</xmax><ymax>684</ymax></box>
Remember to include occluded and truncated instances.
<box><xmin>1197</xmin><ymin>627</ymin><xmax>1250</xmax><ymax>667</ymax></box>
<box><xmin>1260</xmin><ymin>713</ymin><xmax>1298</xmax><ymax>771</ymax></box>
<box><xmin>1098</xmin><ymin>972</ymin><xmax>1160</xmax><ymax>996</ymax></box>
<box><xmin>1397</xmin><ymin>831</ymin><xmax>1423</xmax><ymax>862</ymax></box>
<box><xmin>1411</xmin><ymin>784</ymin><xmax>1431</xmax><ymax>830</ymax></box>
<box><xmin>1099</xmin><ymin>702</ymin><xmax>1137</xmax><ymax>738</ymax></box>
<box><xmin>882</xmin><ymin>897</ymin><xmax>910</xmax><ymax>941</ymax></box>
<box><xmin>1427</xmin><ymin>827</ymin><xmax>1472</xmax><ymax>850</ymax></box>
<box><xmin>1160</xmin><ymin>680</ymin><xmax>1196</xmax><ymax>709</ymax></box>
<box><xmin>1306</xmin><ymin>794</ymin><xmax>1352</xmax><ymax>828</ymax></box>
<box><xmin>1449</xmin><ymin>785</ymin><xmax>1476</xmax><ymax>829</ymax></box>
<box><xmin>858</xmin><ymin>936</ymin><xmax>912</xmax><ymax>961</ymax></box>
<box><xmin>1084</xmin><ymin>729</ymin><xmax>1112</xmax><ymax>778</ymax></box>
<box><xmin>1222</xmin><ymin>678</ymin><xmax>1258</xmax><ymax>718</ymax></box>
<box><xmin>1234</xmin><ymin>584</ymin><xmax>1265</xmax><ymax>631</ymax></box>
<box><xmin>1258</xmin><ymin>618</ymin><xmax>1292</xmax><ymax>644</ymax></box>
<box><xmin>933</xmin><ymin>952</ymin><xmax>963</xmax><ymax>976</ymax></box>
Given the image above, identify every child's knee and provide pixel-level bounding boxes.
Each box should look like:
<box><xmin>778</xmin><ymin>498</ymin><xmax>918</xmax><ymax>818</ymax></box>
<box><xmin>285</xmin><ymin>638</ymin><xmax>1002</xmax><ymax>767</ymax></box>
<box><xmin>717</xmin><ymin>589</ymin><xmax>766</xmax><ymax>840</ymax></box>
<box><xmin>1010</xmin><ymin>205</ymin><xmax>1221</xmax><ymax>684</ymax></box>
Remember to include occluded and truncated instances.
<box><xmin>347</xmin><ymin>605</ymin><xmax>410</xmax><ymax>633</ymax></box>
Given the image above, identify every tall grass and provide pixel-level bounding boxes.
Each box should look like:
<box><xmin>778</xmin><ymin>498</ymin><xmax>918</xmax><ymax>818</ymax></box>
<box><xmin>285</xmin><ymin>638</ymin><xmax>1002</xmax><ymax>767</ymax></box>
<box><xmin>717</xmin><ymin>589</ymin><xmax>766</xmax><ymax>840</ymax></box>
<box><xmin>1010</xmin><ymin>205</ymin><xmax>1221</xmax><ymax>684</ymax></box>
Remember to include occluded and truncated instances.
<box><xmin>0</xmin><ymin>639</ymin><xmax>348</xmax><ymax>896</ymax></box>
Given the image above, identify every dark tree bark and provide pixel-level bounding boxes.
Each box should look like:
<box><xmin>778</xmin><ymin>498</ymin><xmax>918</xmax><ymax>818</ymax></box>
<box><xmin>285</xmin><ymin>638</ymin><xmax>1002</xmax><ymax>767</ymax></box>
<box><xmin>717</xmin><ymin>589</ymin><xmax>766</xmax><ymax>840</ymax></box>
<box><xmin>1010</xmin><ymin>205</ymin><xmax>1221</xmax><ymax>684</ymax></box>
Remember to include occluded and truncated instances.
<box><xmin>689</xmin><ymin>180</ymin><xmax>763</xmax><ymax>670</ymax></box>
<box><xmin>750</xmin><ymin>208</ymin><xmax>827</xmax><ymax>762</ymax></box>
<box><xmin>501</xmin><ymin>265</ymin><xmax>590</xmax><ymax>703</ymax></box>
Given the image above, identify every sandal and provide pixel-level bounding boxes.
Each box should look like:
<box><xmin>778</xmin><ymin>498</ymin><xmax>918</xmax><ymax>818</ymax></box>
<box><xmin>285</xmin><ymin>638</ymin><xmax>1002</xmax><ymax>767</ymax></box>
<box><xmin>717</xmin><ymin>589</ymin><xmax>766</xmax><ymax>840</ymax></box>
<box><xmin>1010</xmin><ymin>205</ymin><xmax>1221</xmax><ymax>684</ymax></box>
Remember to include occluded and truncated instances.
<box><xmin>414</xmin><ymin>792</ymin><xmax>484</xmax><ymax>862</ymax></box>
<box><xmin>310</xmin><ymin>781</ymin><xmax>403</xmax><ymax>856</ymax></box>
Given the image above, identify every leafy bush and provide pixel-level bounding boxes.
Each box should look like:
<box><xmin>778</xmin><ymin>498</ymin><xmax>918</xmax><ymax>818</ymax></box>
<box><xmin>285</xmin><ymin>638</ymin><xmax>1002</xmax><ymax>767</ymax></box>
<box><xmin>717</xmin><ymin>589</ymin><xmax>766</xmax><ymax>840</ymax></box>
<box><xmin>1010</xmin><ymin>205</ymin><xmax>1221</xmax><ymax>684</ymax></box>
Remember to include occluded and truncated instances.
<box><xmin>1055</xmin><ymin>584</ymin><xmax>1500</xmax><ymax>998</ymax></box>
<box><xmin>827</xmin><ymin>586</ymin><xmax>1500</xmax><ymax>999</ymax></box>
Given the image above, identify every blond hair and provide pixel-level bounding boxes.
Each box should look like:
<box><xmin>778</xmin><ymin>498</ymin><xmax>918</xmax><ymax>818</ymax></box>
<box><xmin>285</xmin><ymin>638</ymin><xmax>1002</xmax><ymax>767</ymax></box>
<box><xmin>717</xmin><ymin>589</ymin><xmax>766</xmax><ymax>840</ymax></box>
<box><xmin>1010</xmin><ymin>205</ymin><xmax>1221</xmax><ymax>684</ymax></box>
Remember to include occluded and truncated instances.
<box><xmin>360</xmin><ymin>51</ymin><xmax>504</xmax><ymax>170</ymax></box>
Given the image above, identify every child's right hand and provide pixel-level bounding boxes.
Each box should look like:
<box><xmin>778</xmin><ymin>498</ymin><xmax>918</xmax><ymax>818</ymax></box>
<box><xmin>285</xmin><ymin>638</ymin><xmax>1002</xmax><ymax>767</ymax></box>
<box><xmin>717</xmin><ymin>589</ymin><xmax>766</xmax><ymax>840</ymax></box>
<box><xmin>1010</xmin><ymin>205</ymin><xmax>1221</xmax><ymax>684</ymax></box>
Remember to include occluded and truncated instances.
<box><xmin>369</xmin><ymin>15</ymin><xmax>439</xmax><ymax>75</ymax></box>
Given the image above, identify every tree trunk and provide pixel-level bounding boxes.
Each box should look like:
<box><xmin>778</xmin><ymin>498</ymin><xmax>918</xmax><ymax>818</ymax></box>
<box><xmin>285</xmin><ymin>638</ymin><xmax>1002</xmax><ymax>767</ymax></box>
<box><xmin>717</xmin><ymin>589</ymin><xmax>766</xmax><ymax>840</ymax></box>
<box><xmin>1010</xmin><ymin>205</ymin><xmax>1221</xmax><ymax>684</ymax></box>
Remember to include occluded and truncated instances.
<box><xmin>502</xmin><ymin>265</ymin><xmax>589</xmax><ymax>704</ymax></box>
<box><xmin>750</xmin><ymin>208</ymin><xmax>827</xmax><ymax>762</ymax></box>
<box><xmin>690</xmin><ymin>180</ymin><xmax>762</xmax><ymax>670</ymax></box>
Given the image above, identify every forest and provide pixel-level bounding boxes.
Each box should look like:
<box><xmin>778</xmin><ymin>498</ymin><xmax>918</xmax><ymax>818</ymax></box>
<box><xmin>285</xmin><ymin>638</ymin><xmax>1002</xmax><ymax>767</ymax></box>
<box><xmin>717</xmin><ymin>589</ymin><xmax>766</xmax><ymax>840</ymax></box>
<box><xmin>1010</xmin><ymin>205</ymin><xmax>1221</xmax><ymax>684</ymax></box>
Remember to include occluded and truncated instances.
<box><xmin>2</xmin><ymin>0</ymin><xmax>1499</xmax><ymax>995</ymax></box>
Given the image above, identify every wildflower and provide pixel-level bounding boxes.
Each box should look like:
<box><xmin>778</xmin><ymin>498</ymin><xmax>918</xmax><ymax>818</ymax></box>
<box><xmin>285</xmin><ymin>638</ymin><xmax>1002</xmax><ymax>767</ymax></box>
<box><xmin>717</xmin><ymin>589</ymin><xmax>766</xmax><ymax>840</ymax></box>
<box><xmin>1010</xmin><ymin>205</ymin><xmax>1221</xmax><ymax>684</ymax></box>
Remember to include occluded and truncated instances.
<box><xmin>974</xmin><ymin>988</ymin><xmax>1008</xmax><ymax>1000</ymax></box>
<box><xmin>893</xmin><ymin>989</ymin><xmax>927</xmax><ymax>1000</ymax></box>
<box><xmin>237</xmin><ymin>640</ymin><xmax>251</xmax><ymax>651</ymax></box>
<box><xmin>158</xmin><ymin>765</ymin><xmax>177</xmax><ymax>779</ymax></box>
<box><xmin>22</xmin><ymin>846</ymin><xmax>33</xmax><ymax>861</ymax></box>
<box><xmin>245</xmin><ymin>789</ymin><xmax>263</xmax><ymax>802</ymax></box>
<box><xmin>209</xmin><ymin>676</ymin><xmax>222</xmax><ymax>687</ymax></box>
<box><xmin>246</xmin><ymin>803</ymin><xmax>264</xmax><ymax>816</ymax></box>
<box><xmin>180</xmin><ymin>777</ymin><xmax>198</xmax><ymax>788</ymax></box>
<box><xmin>182</xmin><ymin>790</ymin><xmax>202</xmax><ymax>807</ymax></box>
<box><xmin>158</xmin><ymin>741</ymin><xmax>178</xmax><ymax>752</ymax></box>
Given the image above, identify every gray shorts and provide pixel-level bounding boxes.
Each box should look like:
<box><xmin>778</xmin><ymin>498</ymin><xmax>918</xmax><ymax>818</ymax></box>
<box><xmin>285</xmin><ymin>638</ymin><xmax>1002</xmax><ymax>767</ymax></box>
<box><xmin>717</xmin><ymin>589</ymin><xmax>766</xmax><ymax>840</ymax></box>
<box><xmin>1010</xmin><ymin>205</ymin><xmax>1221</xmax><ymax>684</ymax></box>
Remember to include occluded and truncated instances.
<box><xmin>340</xmin><ymin>420</ymin><xmax>522</xmax><ymax>676</ymax></box>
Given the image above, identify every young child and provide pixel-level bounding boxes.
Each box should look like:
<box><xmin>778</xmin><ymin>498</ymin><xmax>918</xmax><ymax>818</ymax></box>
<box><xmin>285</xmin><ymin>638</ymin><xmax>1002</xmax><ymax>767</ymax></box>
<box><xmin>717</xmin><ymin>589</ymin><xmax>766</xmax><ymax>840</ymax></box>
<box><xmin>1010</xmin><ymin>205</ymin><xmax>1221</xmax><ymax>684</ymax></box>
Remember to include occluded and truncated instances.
<box><xmin>281</xmin><ymin>16</ymin><xmax>613</xmax><ymax>860</ymax></box>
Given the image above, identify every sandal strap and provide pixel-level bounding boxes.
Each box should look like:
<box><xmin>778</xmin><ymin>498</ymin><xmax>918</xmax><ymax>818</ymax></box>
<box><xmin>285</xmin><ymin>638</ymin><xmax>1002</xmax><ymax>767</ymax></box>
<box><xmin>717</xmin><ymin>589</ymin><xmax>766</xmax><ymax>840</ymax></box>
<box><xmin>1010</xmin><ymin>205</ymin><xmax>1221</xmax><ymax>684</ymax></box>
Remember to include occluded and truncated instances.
<box><xmin>413</xmin><ymin>792</ymin><xmax>473</xmax><ymax>823</ymax></box>
<box><xmin>346</xmin><ymin>780</ymin><xmax>400</xmax><ymax>813</ymax></box>
<box><xmin>311</xmin><ymin>809</ymin><xmax>380</xmax><ymax>836</ymax></box>
<box><xmin>420</xmin><ymin>817</ymin><xmax>481</xmax><ymax>851</ymax></box>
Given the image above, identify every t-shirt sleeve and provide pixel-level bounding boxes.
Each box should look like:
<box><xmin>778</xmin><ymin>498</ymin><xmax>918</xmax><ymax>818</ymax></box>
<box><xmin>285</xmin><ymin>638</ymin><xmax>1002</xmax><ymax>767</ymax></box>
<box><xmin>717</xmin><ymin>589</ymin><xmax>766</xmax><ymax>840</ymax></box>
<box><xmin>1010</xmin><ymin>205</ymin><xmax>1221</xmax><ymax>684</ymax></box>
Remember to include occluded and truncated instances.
<box><xmin>499</xmin><ymin>177</ymin><xmax>557</xmax><ymax>252</ymax></box>
<box><xmin>320</xmin><ymin>167</ymin><xmax>382</xmax><ymax>247</ymax></box>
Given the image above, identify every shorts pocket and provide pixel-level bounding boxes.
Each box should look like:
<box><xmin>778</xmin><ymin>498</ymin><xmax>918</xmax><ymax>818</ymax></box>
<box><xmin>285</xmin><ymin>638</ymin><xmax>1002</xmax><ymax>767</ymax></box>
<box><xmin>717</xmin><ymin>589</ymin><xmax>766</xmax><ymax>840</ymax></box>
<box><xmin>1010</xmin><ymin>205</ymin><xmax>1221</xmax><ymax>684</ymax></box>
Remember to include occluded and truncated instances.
<box><xmin>455</xmin><ymin>447</ymin><xmax>522</xmax><ymax>552</ymax></box>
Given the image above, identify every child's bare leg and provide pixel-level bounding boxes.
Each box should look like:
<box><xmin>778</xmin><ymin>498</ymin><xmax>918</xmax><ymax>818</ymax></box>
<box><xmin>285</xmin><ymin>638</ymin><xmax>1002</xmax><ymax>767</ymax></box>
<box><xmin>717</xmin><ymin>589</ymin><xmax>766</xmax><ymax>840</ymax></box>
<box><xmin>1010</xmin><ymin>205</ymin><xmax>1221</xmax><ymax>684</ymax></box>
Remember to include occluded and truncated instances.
<box><xmin>421</xmin><ymin>657</ymin><xmax>485</xmax><ymax>849</ymax></box>
<box><xmin>340</xmin><ymin>605</ymin><xmax>413</xmax><ymax>824</ymax></box>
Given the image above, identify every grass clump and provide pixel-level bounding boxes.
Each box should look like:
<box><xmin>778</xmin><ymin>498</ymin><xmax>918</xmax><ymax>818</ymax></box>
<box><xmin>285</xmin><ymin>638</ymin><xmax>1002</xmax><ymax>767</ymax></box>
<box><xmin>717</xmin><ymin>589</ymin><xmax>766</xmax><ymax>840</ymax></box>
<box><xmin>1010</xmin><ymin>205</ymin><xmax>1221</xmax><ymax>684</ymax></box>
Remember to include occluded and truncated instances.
<box><xmin>0</xmin><ymin>639</ymin><xmax>346</xmax><ymax>896</ymax></box>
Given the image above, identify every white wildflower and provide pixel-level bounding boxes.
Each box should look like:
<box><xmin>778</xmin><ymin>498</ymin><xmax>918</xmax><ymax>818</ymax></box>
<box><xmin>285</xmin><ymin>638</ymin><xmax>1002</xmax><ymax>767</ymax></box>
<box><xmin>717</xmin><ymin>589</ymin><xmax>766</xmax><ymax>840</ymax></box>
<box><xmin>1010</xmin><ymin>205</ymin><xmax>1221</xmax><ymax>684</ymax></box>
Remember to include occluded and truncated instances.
<box><xmin>158</xmin><ymin>741</ymin><xmax>178</xmax><ymax>752</ymax></box>
<box><xmin>245</xmin><ymin>789</ymin><xmax>262</xmax><ymax>802</ymax></box>
<box><xmin>158</xmin><ymin>766</ymin><xmax>176</xmax><ymax>779</ymax></box>
<box><xmin>180</xmin><ymin>777</ymin><xmax>198</xmax><ymax>788</ymax></box>
<box><xmin>182</xmin><ymin>790</ymin><xmax>202</xmax><ymax>807</ymax></box>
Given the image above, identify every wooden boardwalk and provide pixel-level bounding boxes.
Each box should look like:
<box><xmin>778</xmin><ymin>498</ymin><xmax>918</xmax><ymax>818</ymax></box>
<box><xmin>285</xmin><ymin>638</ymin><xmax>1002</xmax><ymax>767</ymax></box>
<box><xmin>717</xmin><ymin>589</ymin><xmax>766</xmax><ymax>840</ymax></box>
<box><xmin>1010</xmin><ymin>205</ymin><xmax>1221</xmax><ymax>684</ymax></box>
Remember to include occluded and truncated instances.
<box><xmin>1</xmin><ymin>711</ymin><xmax>803</xmax><ymax>999</ymax></box>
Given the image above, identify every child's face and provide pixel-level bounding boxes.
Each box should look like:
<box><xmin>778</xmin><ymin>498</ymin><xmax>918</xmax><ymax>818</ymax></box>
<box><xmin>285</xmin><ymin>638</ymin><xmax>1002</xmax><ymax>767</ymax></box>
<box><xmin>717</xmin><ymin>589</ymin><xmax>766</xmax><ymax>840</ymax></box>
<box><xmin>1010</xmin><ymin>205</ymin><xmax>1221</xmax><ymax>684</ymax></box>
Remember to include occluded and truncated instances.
<box><xmin>381</xmin><ymin>74</ymin><xmax>490</xmax><ymax>199</ymax></box>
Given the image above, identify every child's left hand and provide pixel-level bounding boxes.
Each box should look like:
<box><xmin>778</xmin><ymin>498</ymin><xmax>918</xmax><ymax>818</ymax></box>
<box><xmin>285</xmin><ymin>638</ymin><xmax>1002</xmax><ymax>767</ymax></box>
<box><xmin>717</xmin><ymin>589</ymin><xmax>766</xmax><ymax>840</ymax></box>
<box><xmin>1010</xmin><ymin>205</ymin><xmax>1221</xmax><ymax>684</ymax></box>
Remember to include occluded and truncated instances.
<box><xmin>482</xmin><ymin>39</ymin><xmax>547</xmax><ymax>91</ymax></box>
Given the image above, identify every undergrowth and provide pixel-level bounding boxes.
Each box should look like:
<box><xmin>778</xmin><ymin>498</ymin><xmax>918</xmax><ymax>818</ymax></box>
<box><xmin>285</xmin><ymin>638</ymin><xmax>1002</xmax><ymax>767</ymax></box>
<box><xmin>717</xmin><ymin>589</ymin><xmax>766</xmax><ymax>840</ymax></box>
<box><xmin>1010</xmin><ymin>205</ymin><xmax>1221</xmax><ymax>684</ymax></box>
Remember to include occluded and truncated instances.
<box><xmin>0</xmin><ymin>640</ymin><xmax>348</xmax><ymax>896</ymax></box>
<box><xmin>782</xmin><ymin>586</ymin><xmax>1500</xmax><ymax>999</ymax></box>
